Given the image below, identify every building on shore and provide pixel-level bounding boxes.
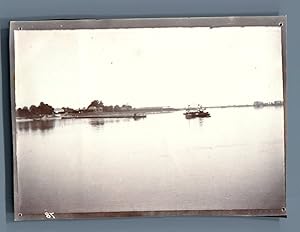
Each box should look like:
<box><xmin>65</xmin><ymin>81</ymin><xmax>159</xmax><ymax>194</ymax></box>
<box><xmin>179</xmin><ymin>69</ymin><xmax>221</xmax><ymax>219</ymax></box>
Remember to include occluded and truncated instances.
<box><xmin>253</xmin><ymin>100</ymin><xmax>284</xmax><ymax>108</ymax></box>
<box><xmin>54</xmin><ymin>108</ymin><xmax>64</xmax><ymax>114</ymax></box>
<box><xmin>253</xmin><ymin>101</ymin><xmax>264</xmax><ymax>108</ymax></box>
<box><xmin>274</xmin><ymin>100</ymin><xmax>284</xmax><ymax>106</ymax></box>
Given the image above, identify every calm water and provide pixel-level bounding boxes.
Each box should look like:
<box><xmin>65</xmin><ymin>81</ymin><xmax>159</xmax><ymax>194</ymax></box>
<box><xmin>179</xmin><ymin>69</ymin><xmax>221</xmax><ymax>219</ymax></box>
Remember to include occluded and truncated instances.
<box><xmin>16</xmin><ymin>107</ymin><xmax>285</xmax><ymax>214</ymax></box>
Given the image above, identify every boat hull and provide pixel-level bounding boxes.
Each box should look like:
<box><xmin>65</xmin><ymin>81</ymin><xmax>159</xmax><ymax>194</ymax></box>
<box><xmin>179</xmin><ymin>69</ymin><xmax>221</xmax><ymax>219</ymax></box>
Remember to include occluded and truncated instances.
<box><xmin>184</xmin><ymin>111</ymin><xmax>211</xmax><ymax>119</ymax></box>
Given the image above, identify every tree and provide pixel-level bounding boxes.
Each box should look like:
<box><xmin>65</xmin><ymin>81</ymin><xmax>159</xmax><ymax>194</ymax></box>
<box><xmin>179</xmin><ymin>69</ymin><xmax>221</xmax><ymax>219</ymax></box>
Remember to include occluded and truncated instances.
<box><xmin>38</xmin><ymin>102</ymin><xmax>54</xmax><ymax>115</ymax></box>
<box><xmin>30</xmin><ymin>105</ymin><xmax>40</xmax><ymax>116</ymax></box>
<box><xmin>103</xmin><ymin>105</ymin><xmax>113</xmax><ymax>112</ymax></box>
<box><xmin>16</xmin><ymin>108</ymin><xmax>22</xmax><ymax>117</ymax></box>
<box><xmin>114</xmin><ymin>105</ymin><xmax>121</xmax><ymax>111</ymax></box>
<box><xmin>16</xmin><ymin>107</ymin><xmax>30</xmax><ymax>117</ymax></box>
<box><xmin>88</xmin><ymin>100</ymin><xmax>104</xmax><ymax>109</ymax></box>
<box><xmin>88</xmin><ymin>100</ymin><xmax>99</xmax><ymax>108</ymax></box>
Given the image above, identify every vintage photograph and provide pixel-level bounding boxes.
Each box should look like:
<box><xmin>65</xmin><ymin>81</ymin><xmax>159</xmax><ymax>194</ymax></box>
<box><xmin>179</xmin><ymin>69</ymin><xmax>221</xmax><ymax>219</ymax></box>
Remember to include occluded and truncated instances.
<box><xmin>10</xmin><ymin>17</ymin><xmax>286</xmax><ymax>220</ymax></box>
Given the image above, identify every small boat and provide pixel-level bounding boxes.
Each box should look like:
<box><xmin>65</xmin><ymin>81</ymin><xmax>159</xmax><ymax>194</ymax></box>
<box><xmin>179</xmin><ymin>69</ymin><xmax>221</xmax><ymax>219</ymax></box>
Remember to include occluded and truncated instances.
<box><xmin>184</xmin><ymin>105</ymin><xmax>211</xmax><ymax>119</ymax></box>
<box><xmin>133</xmin><ymin>113</ymin><xmax>146</xmax><ymax>120</ymax></box>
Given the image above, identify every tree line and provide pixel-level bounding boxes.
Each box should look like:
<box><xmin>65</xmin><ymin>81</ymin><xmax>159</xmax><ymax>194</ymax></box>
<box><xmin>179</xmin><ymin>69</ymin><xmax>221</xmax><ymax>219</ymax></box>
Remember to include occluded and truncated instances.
<box><xmin>87</xmin><ymin>100</ymin><xmax>132</xmax><ymax>112</ymax></box>
<box><xmin>16</xmin><ymin>100</ymin><xmax>133</xmax><ymax>118</ymax></box>
<box><xmin>16</xmin><ymin>102</ymin><xmax>54</xmax><ymax>117</ymax></box>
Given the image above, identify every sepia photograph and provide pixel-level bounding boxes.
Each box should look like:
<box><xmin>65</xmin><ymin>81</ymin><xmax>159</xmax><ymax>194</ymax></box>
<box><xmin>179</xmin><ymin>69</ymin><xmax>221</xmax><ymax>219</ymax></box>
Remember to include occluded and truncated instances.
<box><xmin>10</xmin><ymin>17</ymin><xmax>287</xmax><ymax>220</ymax></box>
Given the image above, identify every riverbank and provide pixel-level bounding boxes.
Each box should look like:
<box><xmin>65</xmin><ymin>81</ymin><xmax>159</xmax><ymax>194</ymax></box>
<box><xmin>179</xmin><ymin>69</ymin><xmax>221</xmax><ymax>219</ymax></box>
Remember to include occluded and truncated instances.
<box><xmin>16</xmin><ymin>109</ymin><xmax>179</xmax><ymax>122</ymax></box>
<box><xmin>206</xmin><ymin>104</ymin><xmax>284</xmax><ymax>109</ymax></box>
<box><xmin>61</xmin><ymin>112</ymin><xmax>146</xmax><ymax>119</ymax></box>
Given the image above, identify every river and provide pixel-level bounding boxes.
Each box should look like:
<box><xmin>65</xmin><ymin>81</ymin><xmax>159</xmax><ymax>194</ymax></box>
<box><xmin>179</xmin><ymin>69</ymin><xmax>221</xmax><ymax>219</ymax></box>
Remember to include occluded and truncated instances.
<box><xmin>15</xmin><ymin>107</ymin><xmax>285</xmax><ymax>215</ymax></box>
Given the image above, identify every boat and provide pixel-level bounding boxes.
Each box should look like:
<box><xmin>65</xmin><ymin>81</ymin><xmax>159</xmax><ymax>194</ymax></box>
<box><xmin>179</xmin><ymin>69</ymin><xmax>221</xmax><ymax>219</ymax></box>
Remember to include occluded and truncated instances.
<box><xmin>184</xmin><ymin>105</ymin><xmax>211</xmax><ymax>119</ymax></box>
<box><xmin>133</xmin><ymin>113</ymin><xmax>146</xmax><ymax>120</ymax></box>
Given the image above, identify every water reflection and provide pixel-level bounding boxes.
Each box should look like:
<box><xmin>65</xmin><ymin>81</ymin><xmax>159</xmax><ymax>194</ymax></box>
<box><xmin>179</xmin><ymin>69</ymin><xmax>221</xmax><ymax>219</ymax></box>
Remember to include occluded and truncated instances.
<box><xmin>187</xmin><ymin>117</ymin><xmax>205</xmax><ymax>128</ymax></box>
<box><xmin>133</xmin><ymin>117</ymin><xmax>146</xmax><ymax>121</ymax></box>
<box><xmin>17</xmin><ymin>120</ymin><xmax>56</xmax><ymax>132</ymax></box>
<box><xmin>88</xmin><ymin>119</ymin><xmax>105</xmax><ymax>128</ymax></box>
<box><xmin>254</xmin><ymin>106</ymin><xmax>284</xmax><ymax>110</ymax></box>
<box><xmin>16</xmin><ymin>108</ymin><xmax>285</xmax><ymax>213</ymax></box>
<box><xmin>17</xmin><ymin>117</ymin><xmax>143</xmax><ymax>132</ymax></box>
<box><xmin>198</xmin><ymin>118</ymin><xmax>204</xmax><ymax>126</ymax></box>
<box><xmin>88</xmin><ymin>118</ymin><xmax>133</xmax><ymax>129</ymax></box>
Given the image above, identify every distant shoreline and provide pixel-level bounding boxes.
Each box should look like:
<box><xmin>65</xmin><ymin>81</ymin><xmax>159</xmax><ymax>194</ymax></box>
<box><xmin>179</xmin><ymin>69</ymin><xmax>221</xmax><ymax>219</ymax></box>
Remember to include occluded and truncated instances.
<box><xmin>15</xmin><ymin>109</ymin><xmax>177</xmax><ymax>121</ymax></box>
<box><xmin>15</xmin><ymin>104</ymin><xmax>284</xmax><ymax>121</ymax></box>
<box><xmin>206</xmin><ymin>104</ymin><xmax>284</xmax><ymax>109</ymax></box>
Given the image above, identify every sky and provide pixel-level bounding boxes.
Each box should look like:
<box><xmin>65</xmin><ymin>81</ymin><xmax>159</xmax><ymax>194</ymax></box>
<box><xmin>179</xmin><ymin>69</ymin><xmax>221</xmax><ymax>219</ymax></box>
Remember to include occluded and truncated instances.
<box><xmin>14</xmin><ymin>26</ymin><xmax>284</xmax><ymax>109</ymax></box>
